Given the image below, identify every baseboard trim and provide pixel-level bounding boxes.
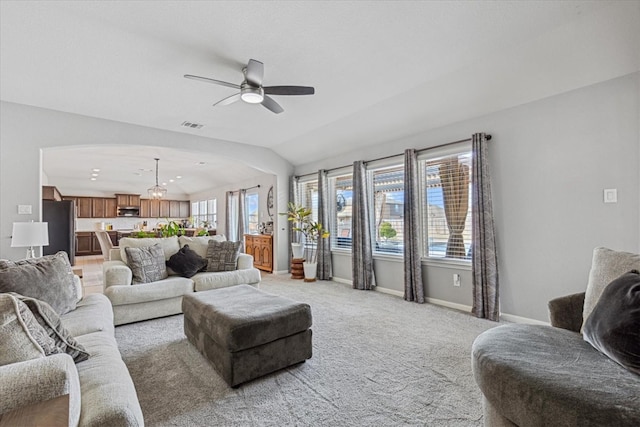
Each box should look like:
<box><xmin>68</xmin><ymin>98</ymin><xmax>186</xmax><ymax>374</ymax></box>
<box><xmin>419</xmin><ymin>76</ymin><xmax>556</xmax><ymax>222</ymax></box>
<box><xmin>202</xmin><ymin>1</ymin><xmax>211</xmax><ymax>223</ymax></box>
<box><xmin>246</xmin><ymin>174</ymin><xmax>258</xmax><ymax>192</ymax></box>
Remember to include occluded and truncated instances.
<box><xmin>272</xmin><ymin>270</ymin><xmax>290</xmax><ymax>275</ymax></box>
<box><xmin>332</xmin><ymin>277</ymin><xmax>352</xmax><ymax>286</ymax></box>
<box><xmin>425</xmin><ymin>297</ymin><xmax>472</xmax><ymax>313</ymax></box>
<box><xmin>374</xmin><ymin>287</ymin><xmax>403</xmax><ymax>298</ymax></box>
<box><xmin>500</xmin><ymin>313</ymin><xmax>549</xmax><ymax>325</ymax></box>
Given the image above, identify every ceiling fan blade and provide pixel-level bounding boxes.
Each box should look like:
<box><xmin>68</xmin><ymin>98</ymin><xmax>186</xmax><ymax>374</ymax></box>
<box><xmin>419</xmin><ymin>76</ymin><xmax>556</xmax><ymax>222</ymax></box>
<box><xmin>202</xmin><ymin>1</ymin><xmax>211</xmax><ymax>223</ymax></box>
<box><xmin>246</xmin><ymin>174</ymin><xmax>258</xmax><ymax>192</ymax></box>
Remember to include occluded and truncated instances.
<box><xmin>263</xmin><ymin>86</ymin><xmax>315</xmax><ymax>96</ymax></box>
<box><xmin>244</xmin><ymin>59</ymin><xmax>264</xmax><ymax>87</ymax></box>
<box><xmin>184</xmin><ymin>74</ymin><xmax>240</xmax><ymax>90</ymax></box>
<box><xmin>213</xmin><ymin>93</ymin><xmax>242</xmax><ymax>107</ymax></box>
<box><xmin>261</xmin><ymin>95</ymin><xmax>284</xmax><ymax>114</ymax></box>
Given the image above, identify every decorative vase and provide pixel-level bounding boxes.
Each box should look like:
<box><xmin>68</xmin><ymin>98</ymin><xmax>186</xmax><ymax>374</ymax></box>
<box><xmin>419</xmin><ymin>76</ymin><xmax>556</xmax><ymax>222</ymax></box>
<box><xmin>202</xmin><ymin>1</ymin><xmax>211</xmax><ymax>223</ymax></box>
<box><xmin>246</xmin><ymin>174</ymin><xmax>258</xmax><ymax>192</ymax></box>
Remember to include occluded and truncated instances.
<box><xmin>291</xmin><ymin>243</ymin><xmax>304</xmax><ymax>259</ymax></box>
<box><xmin>303</xmin><ymin>262</ymin><xmax>317</xmax><ymax>282</ymax></box>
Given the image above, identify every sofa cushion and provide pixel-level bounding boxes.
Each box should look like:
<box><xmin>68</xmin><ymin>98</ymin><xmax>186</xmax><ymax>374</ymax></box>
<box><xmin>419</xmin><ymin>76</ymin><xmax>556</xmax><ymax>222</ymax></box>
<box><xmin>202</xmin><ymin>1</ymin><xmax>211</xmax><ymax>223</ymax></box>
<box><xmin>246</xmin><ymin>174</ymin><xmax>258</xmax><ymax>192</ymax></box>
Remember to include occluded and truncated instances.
<box><xmin>119</xmin><ymin>235</ymin><xmax>179</xmax><ymax>263</ymax></box>
<box><xmin>125</xmin><ymin>244</ymin><xmax>168</xmax><ymax>284</ymax></box>
<box><xmin>583</xmin><ymin>270</ymin><xmax>640</xmax><ymax>375</ymax></box>
<box><xmin>0</xmin><ymin>252</ymin><xmax>77</xmax><ymax>315</ymax></box>
<box><xmin>105</xmin><ymin>276</ymin><xmax>193</xmax><ymax>306</ymax></box>
<box><xmin>205</xmin><ymin>240</ymin><xmax>241</xmax><ymax>272</ymax></box>
<box><xmin>15</xmin><ymin>294</ymin><xmax>89</xmax><ymax>363</ymax></box>
<box><xmin>166</xmin><ymin>244</ymin><xmax>208</xmax><ymax>278</ymax></box>
<box><xmin>178</xmin><ymin>235</ymin><xmax>226</xmax><ymax>258</ymax></box>
<box><xmin>583</xmin><ymin>248</ymin><xmax>640</xmax><ymax>329</ymax></box>
<box><xmin>61</xmin><ymin>293</ymin><xmax>114</xmax><ymax>337</ymax></box>
<box><xmin>0</xmin><ymin>294</ymin><xmax>50</xmax><ymax>366</ymax></box>
<box><xmin>472</xmin><ymin>324</ymin><xmax>640</xmax><ymax>426</ymax></box>
<box><xmin>192</xmin><ymin>268</ymin><xmax>261</xmax><ymax>292</ymax></box>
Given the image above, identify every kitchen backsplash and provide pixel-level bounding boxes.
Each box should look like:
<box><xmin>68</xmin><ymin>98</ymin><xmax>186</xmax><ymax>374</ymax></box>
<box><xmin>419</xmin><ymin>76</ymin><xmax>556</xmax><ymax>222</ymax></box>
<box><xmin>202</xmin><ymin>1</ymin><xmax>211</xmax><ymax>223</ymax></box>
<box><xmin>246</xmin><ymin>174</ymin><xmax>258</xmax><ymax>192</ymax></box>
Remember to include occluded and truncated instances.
<box><xmin>76</xmin><ymin>217</ymin><xmax>182</xmax><ymax>232</ymax></box>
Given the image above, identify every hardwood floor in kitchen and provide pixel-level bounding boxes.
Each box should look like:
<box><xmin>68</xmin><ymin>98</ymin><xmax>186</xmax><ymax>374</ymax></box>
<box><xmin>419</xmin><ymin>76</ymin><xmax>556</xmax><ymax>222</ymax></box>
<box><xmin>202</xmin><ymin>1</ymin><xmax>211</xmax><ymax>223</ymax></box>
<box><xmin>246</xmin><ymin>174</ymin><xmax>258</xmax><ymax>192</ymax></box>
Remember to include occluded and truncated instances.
<box><xmin>74</xmin><ymin>255</ymin><xmax>104</xmax><ymax>295</ymax></box>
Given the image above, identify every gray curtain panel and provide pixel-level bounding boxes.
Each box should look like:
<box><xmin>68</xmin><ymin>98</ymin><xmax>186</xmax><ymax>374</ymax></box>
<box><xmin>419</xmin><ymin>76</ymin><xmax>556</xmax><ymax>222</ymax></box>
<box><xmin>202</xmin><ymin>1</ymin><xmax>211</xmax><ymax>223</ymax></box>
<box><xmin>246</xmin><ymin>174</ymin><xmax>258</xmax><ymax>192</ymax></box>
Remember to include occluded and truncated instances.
<box><xmin>471</xmin><ymin>133</ymin><xmax>500</xmax><ymax>321</ymax></box>
<box><xmin>317</xmin><ymin>170</ymin><xmax>332</xmax><ymax>280</ymax></box>
<box><xmin>352</xmin><ymin>161</ymin><xmax>376</xmax><ymax>290</ymax></box>
<box><xmin>403</xmin><ymin>149</ymin><xmax>424</xmax><ymax>303</ymax></box>
<box><xmin>237</xmin><ymin>189</ymin><xmax>246</xmax><ymax>250</ymax></box>
<box><xmin>225</xmin><ymin>191</ymin><xmax>233</xmax><ymax>240</ymax></box>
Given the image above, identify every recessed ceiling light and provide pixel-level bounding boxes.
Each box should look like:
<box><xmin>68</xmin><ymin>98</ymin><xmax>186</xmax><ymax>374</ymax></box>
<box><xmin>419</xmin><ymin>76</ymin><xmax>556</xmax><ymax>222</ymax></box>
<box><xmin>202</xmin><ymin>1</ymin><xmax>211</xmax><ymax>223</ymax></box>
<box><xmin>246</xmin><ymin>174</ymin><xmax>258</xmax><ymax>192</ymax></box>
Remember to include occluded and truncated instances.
<box><xmin>162</xmin><ymin>182</ymin><xmax>167</xmax><ymax>186</ymax></box>
<box><xmin>90</xmin><ymin>177</ymin><xmax>97</xmax><ymax>181</ymax></box>
<box><xmin>92</xmin><ymin>168</ymin><xmax>100</xmax><ymax>172</ymax></box>
<box><xmin>91</xmin><ymin>173</ymin><xmax>98</xmax><ymax>177</ymax></box>
<box><xmin>176</xmin><ymin>176</ymin><xmax>182</xmax><ymax>179</ymax></box>
<box><xmin>169</xmin><ymin>179</ymin><xmax>174</xmax><ymax>183</ymax></box>
<box><xmin>196</xmin><ymin>161</ymin><xmax>206</xmax><ymax>166</ymax></box>
<box><xmin>133</xmin><ymin>172</ymin><xmax>142</xmax><ymax>176</ymax></box>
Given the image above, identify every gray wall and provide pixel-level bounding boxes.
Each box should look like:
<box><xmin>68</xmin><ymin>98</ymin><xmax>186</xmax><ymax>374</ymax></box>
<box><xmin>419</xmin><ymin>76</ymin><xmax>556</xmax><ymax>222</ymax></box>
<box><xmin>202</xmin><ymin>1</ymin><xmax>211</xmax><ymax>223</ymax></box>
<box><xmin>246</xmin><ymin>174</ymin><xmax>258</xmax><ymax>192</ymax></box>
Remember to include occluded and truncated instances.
<box><xmin>307</xmin><ymin>72</ymin><xmax>640</xmax><ymax>322</ymax></box>
<box><xmin>0</xmin><ymin>102</ymin><xmax>293</xmax><ymax>271</ymax></box>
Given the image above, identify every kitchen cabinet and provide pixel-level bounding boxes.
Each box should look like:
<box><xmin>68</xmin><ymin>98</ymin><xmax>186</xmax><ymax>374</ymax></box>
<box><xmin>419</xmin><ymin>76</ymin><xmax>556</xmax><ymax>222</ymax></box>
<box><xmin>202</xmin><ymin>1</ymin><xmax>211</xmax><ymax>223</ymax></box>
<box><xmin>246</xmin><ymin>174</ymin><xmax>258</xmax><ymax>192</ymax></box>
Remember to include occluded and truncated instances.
<box><xmin>244</xmin><ymin>234</ymin><xmax>273</xmax><ymax>273</ymax></box>
<box><xmin>169</xmin><ymin>201</ymin><xmax>180</xmax><ymax>218</ymax></box>
<box><xmin>105</xmin><ymin>198</ymin><xmax>117</xmax><ymax>217</ymax></box>
<box><xmin>76</xmin><ymin>231</ymin><xmax>116</xmax><ymax>256</ymax></box>
<box><xmin>179</xmin><ymin>201</ymin><xmax>190</xmax><ymax>218</ymax></box>
<box><xmin>116</xmin><ymin>194</ymin><xmax>140</xmax><ymax>207</ymax></box>
<box><xmin>139</xmin><ymin>199</ymin><xmax>150</xmax><ymax>218</ymax></box>
<box><xmin>77</xmin><ymin>197</ymin><xmax>92</xmax><ymax>218</ymax></box>
<box><xmin>91</xmin><ymin>198</ymin><xmax>116</xmax><ymax>218</ymax></box>
<box><xmin>159</xmin><ymin>200</ymin><xmax>170</xmax><ymax>218</ymax></box>
<box><xmin>42</xmin><ymin>186</ymin><xmax>62</xmax><ymax>201</ymax></box>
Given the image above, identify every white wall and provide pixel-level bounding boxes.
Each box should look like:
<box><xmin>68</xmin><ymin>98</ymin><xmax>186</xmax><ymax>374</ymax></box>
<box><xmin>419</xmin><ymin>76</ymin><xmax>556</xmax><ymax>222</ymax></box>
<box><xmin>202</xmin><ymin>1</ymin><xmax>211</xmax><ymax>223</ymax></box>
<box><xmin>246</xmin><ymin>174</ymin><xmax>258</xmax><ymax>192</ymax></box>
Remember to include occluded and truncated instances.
<box><xmin>298</xmin><ymin>72</ymin><xmax>640</xmax><ymax>322</ymax></box>
<box><xmin>0</xmin><ymin>102</ymin><xmax>293</xmax><ymax>271</ymax></box>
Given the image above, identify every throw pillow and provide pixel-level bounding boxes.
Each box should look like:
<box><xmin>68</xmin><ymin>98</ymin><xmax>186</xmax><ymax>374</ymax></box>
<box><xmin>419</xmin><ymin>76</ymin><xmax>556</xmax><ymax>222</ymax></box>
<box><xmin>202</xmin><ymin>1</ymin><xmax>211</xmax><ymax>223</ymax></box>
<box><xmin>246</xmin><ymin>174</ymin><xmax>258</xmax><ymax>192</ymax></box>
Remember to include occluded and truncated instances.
<box><xmin>125</xmin><ymin>244</ymin><xmax>168</xmax><ymax>284</ymax></box>
<box><xmin>0</xmin><ymin>252</ymin><xmax>77</xmax><ymax>315</ymax></box>
<box><xmin>205</xmin><ymin>240</ymin><xmax>242</xmax><ymax>272</ymax></box>
<box><xmin>119</xmin><ymin>236</ymin><xmax>180</xmax><ymax>264</ymax></box>
<box><xmin>178</xmin><ymin>235</ymin><xmax>227</xmax><ymax>259</ymax></box>
<box><xmin>0</xmin><ymin>294</ymin><xmax>52</xmax><ymax>366</ymax></box>
<box><xmin>582</xmin><ymin>247</ymin><xmax>640</xmax><ymax>329</ymax></box>
<box><xmin>14</xmin><ymin>293</ymin><xmax>90</xmax><ymax>363</ymax></box>
<box><xmin>166</xmin><ymin>245</ymin><xmax>208</xmax><ymax>278</ymax></box>
<box><xmin>583</xmin><ymin>270</ymin><xmax>640</xmax><ymax>375</ymax></box>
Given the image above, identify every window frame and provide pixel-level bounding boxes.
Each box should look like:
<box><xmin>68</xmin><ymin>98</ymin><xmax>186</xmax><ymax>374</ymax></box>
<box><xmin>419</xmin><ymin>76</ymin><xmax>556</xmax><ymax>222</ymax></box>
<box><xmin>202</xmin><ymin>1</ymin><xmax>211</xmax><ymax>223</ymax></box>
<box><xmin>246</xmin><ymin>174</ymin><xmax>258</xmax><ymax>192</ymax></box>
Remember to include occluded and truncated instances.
<box><xmin>368</xmin><ymin>157</ymin><xmax>405</xmax><ymax>258</ymax></box>
<box><xmin>418</xmin><ymin>142</ymin><xmax>473</xmax><ymax>267</ymax></box>
<box><xmin>328</xmin><ymin>171</ymin><xmax>354</xmax><ymax>252</ymax></box>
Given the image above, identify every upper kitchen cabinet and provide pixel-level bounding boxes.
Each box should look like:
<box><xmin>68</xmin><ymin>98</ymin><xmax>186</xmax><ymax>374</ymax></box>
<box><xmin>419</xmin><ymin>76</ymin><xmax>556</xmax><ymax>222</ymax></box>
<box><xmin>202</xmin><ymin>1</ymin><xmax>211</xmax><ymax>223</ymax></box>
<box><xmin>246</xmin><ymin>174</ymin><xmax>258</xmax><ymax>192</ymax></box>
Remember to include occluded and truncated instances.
<box><xmin>92</xmin><ymin>198</ymin><xmax>117</xmax><ymax>218</ymax></box>
<box><xmin>115</xmin><ymin>194</ymin><xmax>140</xmax><ymax>207</ymax></box>
<box><xmin>42</xmin><ymin>186</ymin><xmax>62</xmax><ymax>201</ymax></box>
<box><xmin>76</xmin><ymin>197</ymin><xmax>92</xmax><ymax>218</ymax></box>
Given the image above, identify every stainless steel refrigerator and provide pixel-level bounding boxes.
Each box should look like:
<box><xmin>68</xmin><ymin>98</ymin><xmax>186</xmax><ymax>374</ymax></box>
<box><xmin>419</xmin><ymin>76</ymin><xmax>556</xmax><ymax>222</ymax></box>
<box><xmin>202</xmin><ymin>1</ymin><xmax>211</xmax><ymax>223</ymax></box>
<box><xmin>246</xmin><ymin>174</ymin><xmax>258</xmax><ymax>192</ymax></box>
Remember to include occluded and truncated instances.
<box><xmin>43</xmin><ymin>200</ymin><xmax>76</xmax><ymax>265</ymax></box>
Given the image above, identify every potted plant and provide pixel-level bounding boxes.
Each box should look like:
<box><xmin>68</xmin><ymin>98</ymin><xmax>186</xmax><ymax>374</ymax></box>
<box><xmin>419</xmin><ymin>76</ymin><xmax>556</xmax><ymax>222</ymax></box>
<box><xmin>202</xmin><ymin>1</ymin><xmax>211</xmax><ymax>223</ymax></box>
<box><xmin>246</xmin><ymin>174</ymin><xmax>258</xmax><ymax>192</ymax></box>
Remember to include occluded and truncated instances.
<box><xmin>281</xmin><ymin>203</ymin><xmax>309</xmax><ymax>259</ymax></box>
<box><xmin>157</xmin><ymin>219</ymin><xmax>184</xmax><ymax>237</ymax></box>
<box><xmin>280</xmin><ymin>203</ymin><xmax>330</xmax><ymax>280</ymax></box>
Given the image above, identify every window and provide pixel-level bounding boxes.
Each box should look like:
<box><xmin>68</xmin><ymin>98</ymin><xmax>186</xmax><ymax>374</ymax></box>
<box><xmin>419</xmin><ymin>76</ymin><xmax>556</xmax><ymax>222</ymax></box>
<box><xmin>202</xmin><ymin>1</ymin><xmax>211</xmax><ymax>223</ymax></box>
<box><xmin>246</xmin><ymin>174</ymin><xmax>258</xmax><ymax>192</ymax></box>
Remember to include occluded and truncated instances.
<box><xmin>372</xmin><ymin>165</ymin><xmax>404</xmax><ymax>255</ymax></box>
<box><xmin>294</xmin><ymin>178</ymin><xmax>318</xmax><ymax>246</ymax></box>
<box><xmin>245</xmin><ymin>192</ymin><xmax>259</xmax><ymax>234</ymax></box>
<box><xmin>330</xmin><ymin>174</ymin><xmax>353</xmax><ymax>250</ymax></box>
<box><xmin>420</xmin><ymin>149</ymin><xmax>472</xmax><ymax>260</ymax></box>
<box><xmin>191</xmin><ymin>198</ymin><xmax>217</xmax><ymax>228</ymax></box>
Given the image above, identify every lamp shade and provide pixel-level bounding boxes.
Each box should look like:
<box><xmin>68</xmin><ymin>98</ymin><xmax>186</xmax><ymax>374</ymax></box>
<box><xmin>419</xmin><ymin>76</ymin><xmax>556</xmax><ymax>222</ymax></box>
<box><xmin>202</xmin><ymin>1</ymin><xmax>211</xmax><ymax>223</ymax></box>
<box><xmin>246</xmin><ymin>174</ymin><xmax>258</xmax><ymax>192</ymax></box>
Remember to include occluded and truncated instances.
<box><xmin>11</xmin><ymin>222</ymin><xmax>49</xmax><ymax>247</ymax></box>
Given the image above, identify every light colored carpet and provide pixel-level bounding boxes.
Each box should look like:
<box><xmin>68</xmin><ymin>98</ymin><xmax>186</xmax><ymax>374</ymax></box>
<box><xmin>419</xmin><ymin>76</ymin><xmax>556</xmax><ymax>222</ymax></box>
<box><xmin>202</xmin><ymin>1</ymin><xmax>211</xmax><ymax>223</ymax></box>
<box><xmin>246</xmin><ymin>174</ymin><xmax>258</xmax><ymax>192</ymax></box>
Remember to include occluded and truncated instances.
<box><xmin>115</xmin><ymin>275</ymin><xmax>499</xmax><ymax>426</ymax></box>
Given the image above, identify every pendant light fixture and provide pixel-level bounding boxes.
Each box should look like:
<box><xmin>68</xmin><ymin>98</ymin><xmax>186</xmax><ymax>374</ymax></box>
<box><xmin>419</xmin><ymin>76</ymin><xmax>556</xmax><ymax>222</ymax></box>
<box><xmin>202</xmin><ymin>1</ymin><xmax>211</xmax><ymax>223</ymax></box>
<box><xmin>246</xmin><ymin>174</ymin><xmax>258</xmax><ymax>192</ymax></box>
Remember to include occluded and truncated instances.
<box><xmin>148</xmin><ymin>158</ymin><xmax>167</xmax><ymax>199</ymax></box>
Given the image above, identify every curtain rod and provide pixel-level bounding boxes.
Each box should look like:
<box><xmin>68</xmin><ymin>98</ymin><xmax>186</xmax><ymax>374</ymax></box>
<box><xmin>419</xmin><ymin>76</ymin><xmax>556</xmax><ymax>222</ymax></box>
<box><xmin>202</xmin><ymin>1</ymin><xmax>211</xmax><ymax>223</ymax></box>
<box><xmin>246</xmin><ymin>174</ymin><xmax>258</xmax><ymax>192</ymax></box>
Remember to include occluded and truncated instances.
<box><xmin>294</xmin><ymin>134</ymin><xmax>491</xmax><ymax>179</ymax></box>
<box><xmin>227</xmin><ymin>184</ymin><xmax>261</xmax><ymax>193</ymax></box>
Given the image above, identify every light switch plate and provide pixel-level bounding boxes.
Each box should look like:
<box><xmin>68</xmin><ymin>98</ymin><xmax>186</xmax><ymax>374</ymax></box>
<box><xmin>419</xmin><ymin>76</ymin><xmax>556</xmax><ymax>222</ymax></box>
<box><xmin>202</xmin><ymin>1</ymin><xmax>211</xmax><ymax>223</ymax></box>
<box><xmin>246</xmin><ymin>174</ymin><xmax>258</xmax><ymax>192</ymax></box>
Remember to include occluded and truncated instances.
<box><xmin>603</xmin><ymin>189</ymin><xmax>617</xmax><ymax>203</ymax></box>
<box><xmin>17</xmin><ymin>204</ymin><xmax>32</xmax><ymax>214</ymax></box>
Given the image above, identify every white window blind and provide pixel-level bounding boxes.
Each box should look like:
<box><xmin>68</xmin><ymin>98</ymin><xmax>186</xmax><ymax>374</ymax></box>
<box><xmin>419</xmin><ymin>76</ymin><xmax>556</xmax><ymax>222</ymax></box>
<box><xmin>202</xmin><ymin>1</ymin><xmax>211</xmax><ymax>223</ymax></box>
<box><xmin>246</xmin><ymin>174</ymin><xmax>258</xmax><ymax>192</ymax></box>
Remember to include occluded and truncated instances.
<box><xmin>330</xmin><ymin>174</ymin><xmax>353</xmax><ymax>250</ymax></box>
<box><xmin>420</xmin><ymin>150</ymin><xmax>472</xmax><ymax>260</ymax></box>
<box><xmin>372</xmin><ymin>165</ymin><xmax>404</xmax><ymax>255</ymax></box>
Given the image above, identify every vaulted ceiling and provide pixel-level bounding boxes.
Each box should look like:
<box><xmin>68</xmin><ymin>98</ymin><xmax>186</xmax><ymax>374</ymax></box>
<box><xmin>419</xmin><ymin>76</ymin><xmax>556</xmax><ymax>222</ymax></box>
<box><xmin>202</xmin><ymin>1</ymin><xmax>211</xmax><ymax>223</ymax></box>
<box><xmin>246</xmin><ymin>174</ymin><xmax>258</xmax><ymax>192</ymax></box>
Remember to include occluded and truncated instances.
<box><xmin>1</xmin><ymin>1</ymin><xmax>638</xmax><ymax>195</ymax></box>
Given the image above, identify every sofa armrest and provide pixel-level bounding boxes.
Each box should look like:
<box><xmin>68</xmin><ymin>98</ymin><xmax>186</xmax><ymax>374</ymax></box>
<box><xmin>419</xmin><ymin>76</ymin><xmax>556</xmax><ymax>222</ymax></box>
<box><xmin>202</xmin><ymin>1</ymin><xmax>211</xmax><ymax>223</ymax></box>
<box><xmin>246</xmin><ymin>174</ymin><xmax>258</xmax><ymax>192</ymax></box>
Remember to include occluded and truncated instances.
<box><xmin>237</xmin><ymin>253</ymin><xmax>254</xmax><ymax>270</ymax></box>
<box><xmin>0</xmin><ymin>353</ymin><xmax>81</xmax><ymax>425</ymax></box>
<box><xmin>548</xmin><ymin>292</ymin><xmax>585</xmax><ymax>333</ymax></box>
<box><xmin>103</xmin><ymin>260</ymin><xmax>133</xmax><ymax>288</ymax></box>
<box><xmin>109</xmin><ymin>247</ymin><xmax>123</xmax><ymax>261</ymax></box>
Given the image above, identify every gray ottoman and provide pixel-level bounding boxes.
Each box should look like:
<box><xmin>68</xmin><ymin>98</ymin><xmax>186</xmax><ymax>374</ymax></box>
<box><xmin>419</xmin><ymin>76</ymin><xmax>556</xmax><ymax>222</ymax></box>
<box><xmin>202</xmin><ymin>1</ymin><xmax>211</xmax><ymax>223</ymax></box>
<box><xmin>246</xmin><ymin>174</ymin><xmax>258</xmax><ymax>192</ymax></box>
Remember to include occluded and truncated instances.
<box><xmin>182</xmin><ymin>285</ymin><xmax>312</xmax><ymax>387</ymax></box>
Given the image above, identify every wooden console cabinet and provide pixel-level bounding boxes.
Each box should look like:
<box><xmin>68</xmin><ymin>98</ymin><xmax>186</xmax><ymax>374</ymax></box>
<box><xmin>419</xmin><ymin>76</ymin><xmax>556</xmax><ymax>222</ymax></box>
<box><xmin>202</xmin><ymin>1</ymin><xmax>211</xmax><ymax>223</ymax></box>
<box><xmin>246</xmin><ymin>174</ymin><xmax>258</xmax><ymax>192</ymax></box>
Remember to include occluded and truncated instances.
<box><xmin>244</xmin><ymin>234</ymin><xmax>273</xmax><ymax>273</ymax></box>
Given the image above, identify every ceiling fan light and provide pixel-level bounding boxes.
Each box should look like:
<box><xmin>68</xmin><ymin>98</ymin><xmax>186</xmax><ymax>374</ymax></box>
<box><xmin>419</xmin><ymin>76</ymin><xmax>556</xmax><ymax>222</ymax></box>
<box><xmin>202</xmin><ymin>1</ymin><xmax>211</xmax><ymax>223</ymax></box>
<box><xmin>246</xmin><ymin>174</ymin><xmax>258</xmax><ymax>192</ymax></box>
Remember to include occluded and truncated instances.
<box><xmin>241</xmin><ymin>86</ymin><xmax>264</xmax><ymax>104</ymax></box>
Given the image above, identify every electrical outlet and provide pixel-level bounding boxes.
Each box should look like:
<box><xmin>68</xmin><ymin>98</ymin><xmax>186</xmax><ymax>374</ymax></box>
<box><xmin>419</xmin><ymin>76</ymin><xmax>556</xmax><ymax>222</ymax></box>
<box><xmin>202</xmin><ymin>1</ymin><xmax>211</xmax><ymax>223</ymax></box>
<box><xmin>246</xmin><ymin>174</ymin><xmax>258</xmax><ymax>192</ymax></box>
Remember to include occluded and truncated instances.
<box><xmin>18</xmin><ymin>205</ymin><xmax>32</xmax><ymax>215</ymax></box>
<box><xmin>453</xmin><ymin>274</ymin><xmax>461</xmax><ymax>287</ymax></box>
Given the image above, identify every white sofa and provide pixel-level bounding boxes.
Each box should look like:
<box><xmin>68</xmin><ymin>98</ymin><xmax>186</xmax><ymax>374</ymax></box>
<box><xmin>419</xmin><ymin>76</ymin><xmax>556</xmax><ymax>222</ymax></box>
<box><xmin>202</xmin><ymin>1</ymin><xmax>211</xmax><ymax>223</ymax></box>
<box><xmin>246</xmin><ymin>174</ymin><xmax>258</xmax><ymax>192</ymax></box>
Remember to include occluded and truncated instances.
<box><xmin>103</xmin><ymin>235</ymin><xmax>261</xmax><ymax>325</ymax></box>
<box><xmin>1</xmin><ymin>278</ymin><xmax>143</xmax><ymax>426</ymax></box>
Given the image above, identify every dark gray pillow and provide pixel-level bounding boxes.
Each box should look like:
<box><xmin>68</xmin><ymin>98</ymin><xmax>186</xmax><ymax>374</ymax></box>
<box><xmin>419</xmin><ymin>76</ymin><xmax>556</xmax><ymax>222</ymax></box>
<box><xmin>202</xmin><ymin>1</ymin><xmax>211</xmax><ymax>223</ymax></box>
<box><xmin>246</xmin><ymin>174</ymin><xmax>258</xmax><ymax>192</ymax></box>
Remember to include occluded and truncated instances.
<box><xmin>13</xmin><ymin>293</ymin><xmax>89</xmax><ymax>363</ymax></box>
<box><xmin>583</xmin><ymin>270</ymin><xmax>640</xmax><ymax>375</ymax></box>
<box><xmin>166</xmin><ymin>245</ymin><xmax>208</xmax><ymax>278</ymax></box>
<box><xmin>125</xmin><ymin>244</ymin><xmax>168</xmax><ymax>284</ymax></box>
<box><xmin>205</xmin><ymin>240</ymin><xmax>241</xmax><ymax>272</ymax></box>
<box><xmin>0</xmin><ymin>252</ymin><xmax>77</xmax><ymax>315</ymax></box>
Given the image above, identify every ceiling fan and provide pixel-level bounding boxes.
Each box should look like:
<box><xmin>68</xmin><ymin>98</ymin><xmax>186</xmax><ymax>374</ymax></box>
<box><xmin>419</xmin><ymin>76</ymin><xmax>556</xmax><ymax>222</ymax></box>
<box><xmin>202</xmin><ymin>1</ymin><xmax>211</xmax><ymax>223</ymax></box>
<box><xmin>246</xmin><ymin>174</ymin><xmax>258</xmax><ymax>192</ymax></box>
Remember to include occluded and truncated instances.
<box><xmin>184</xmin><ymin>59</ymin><xmax>314</xmax><ymax>114</ymax></box>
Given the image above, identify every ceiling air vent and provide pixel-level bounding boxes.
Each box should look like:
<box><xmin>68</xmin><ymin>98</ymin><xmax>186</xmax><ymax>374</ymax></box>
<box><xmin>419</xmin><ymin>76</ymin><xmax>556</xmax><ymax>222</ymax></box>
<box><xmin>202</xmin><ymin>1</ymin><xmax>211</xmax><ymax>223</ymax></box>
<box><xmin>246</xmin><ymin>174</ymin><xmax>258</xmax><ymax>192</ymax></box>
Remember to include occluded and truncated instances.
<box><xmin>181</xmin><ymin>121</ymin><xmax>204</xmax><ymax>130</ymax></box>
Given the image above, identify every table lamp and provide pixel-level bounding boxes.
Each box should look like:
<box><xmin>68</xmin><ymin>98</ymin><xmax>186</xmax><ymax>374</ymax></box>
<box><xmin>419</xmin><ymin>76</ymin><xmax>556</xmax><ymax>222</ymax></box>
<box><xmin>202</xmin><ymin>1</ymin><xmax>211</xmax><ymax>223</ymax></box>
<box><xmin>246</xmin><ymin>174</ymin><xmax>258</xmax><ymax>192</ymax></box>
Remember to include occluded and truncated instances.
<box><xmin>11</xmin><ymin>221</ymin><xmax>49</xmax><ymax>259</ymax></box>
